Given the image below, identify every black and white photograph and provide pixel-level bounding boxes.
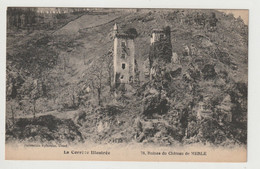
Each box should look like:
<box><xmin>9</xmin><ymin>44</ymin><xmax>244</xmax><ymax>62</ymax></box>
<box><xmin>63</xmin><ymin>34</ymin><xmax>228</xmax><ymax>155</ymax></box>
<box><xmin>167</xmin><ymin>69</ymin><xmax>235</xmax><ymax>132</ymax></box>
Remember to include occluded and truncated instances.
<box><xmin>5</xmin><ymin>7</ymin><xmax>248</xmax><ymax>162</ymax></box>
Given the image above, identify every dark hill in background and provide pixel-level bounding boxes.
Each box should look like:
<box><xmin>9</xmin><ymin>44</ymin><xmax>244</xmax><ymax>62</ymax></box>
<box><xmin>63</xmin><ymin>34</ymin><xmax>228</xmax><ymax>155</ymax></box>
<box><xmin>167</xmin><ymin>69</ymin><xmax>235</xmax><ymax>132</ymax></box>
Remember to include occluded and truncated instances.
<box><xmin>6</xmin><ymin>8</ymin><xmax>247</xmax><ymax>146</ymax></box>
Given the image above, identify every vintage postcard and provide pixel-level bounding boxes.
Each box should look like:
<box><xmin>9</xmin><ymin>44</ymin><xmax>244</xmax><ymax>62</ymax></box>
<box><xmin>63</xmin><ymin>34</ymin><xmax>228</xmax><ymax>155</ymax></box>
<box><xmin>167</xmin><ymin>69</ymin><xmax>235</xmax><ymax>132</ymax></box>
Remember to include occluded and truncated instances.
<box><xmin>5</xmin><ymin>7</ymin><xmax>248</xmax><ymax>162</ymax></box>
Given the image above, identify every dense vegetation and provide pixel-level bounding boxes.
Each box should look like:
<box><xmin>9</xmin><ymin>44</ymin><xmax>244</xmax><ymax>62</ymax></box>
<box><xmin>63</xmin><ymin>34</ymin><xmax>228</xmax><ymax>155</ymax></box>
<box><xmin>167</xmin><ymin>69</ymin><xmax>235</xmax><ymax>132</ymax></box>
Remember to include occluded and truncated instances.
<box><xmin>6</xmin><ymin>8</ymin><xmax>247</xmax><ymax>146</ymax></box>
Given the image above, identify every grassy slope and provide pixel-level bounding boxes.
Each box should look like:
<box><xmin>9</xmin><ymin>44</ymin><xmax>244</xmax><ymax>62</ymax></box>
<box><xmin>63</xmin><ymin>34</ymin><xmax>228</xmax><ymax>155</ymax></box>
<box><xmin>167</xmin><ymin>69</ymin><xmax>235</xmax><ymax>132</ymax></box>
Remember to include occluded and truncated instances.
<box><xmin>51</xmin><ymin>9</ymin><xmax>247</xmax><ymax>88</ymax></box>
<box><xmin>6</xmin><ymin>9</ymin><xmax>248</xmax><ymax>145</ymax></box>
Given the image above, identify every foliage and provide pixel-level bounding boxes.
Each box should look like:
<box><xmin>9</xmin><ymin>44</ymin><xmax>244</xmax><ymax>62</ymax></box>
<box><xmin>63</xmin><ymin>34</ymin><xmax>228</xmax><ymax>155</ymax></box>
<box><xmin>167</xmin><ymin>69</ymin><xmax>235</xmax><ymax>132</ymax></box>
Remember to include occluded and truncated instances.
<box><xmin>6</xmin><ymin>9</ymin><xmax>248</xmax><ymax>146</ymax></box>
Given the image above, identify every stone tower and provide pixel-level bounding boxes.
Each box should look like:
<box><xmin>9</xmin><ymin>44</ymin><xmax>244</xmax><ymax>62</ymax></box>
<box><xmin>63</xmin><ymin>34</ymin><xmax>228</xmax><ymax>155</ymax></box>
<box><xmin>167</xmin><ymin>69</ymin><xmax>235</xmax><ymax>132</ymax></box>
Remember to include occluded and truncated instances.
<box><xmin>113</xmin><ymin>23</ymin><xmax>135</xmax><ymax>85</ymax></box>
<box><xmin>150</xmin><ymin>29</ymin><xmax>167</xmax><ymax>44</ymax></box>
<box><xmin>149</xmin><ymin>27</ymin><xmax>172</xmax><ymax>79</ymax></box>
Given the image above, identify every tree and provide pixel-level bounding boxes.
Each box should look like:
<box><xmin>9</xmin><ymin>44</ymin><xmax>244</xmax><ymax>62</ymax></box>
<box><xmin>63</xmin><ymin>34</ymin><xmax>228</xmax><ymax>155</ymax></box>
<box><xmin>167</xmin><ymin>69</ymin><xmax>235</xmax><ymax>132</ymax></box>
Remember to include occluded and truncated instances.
<box><xmin>59</xmin><ymin>51</ymin><xmax>70</xmax><ymax>72</ymax></box>
<box><xmin>85</xmin><ymin>48</ymin><xmax>115</xmax><ymax>106</ymax></box>
<box><xmin>7</xmin><ymin>33</ymin><xmax>58</xmax><ymax>118</ymax></box>
<box><xmin>7</xmin><ymin>7</ymin><xmax>37</xmax><ymax>30</ymax></box>
<box><xmin>103</xmin><ymin>49</ymin><xmax>113</xmax><ymax>91</ymax></box>
<box><xmin>19</xmin><ymin>78</ymin><xmax>44</xmax><ymax>118</ymax></box>
<box><xmin>6</xmin><ymin>100</ymin><xmax>19</xmax><ymax>126</ymax></box>
<box><xmin>88</xmin><ymin>58</ymin><xmax>106</xmax><ymax>106</ymax></box>
<box><xmin>124</xmin><ymin>28</ymin><xmax>138</xmax><ymax>38</ymax></box>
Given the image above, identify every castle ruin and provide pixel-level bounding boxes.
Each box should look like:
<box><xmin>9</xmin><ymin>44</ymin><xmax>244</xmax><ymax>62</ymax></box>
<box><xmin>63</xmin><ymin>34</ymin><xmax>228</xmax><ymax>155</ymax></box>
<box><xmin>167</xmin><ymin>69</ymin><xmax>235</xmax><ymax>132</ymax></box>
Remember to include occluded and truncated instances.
<box><xmin>112</xmin><ymin>24</ymin><xmax>173</xmax><ymax>85</ymax></box>
<box><xmin>149</xmin><ymin>27</ymin><xmax>172</xmax><ymax>79</ymax></box>
<box><xmin>113</xmin><ymin>23</ymin><xmax>136</xmax><ymax>85</ymax></box>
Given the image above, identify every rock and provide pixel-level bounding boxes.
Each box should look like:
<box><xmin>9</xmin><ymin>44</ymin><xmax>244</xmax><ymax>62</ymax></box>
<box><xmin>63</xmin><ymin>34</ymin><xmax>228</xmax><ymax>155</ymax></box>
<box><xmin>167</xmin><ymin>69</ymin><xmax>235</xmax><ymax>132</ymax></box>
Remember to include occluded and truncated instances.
<box><xmin>201</xmin><ymin>64</ymin><xmax>217</xmax><ymax>80</ymax></box>
<box><xmin>142</xmin><ymin>92</ymin><xmax>169</xmax><ymax>117</ymax></box>
<box><xmin>134</xmin><ymin>117</ymin><xmax>143</xmax><ymax>132</ymax></box>
<box><xmin>171</xmin><ymin>52</ymin><xmax>179</xmax><ymax>63</ymax></box>
<box><xmin>201</xmin><ymin>38</ymin><xmax>213</xmax><ymax>48</ymax></box>
<box><xmin>136</xmin><ymin>132</ymin><xmax>145</xmax><ymax>142</ymax></box>
<box><xmin>6</xmin><ymin>115</ymin><xmax>84</xmax><ymax>143</ymax></box>
<box><xmin>97</xmin><ymin>121</ymin><xmax>104</xmax><ymax>133</ymax></box>
<box><xmin>170</xmin><ymin>68</ymin><xmax>182</xmax><ymax>78</ymax></box>
<box><xmin>102</xmin><ymin>103</ymin><xmax>123</xmax><ymax>116</ymax></box>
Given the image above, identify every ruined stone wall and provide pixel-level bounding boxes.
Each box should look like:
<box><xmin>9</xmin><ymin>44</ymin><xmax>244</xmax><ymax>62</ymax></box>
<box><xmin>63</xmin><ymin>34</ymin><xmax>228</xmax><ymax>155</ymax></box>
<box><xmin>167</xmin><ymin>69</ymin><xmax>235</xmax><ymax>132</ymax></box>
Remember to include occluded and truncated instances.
<box><xmin>150</xmin><ymin>32</ymin><xmax>165</xmax><ymax>44</ymax></box>
<box><xmin>148</xmin><ymin>28</ymin><xmax>173</xmax><ymax>80</ymax></box>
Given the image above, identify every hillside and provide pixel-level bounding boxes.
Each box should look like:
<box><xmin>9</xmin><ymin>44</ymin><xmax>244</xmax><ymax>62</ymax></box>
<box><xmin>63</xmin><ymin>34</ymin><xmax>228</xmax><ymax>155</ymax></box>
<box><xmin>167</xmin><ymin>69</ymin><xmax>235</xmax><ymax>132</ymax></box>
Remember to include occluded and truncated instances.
<box><xmin>6</xmin><ymin>8</ymin><xmax>248</xmax><ymax>147</ymax></box>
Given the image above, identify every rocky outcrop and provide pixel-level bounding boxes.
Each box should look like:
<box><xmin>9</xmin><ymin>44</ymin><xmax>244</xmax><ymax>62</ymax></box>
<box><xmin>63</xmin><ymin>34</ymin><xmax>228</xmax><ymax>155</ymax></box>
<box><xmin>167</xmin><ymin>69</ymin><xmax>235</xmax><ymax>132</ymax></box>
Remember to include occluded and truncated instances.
<box><xmin>6</xmin><ymin>115</ymin><xmax>83</xmax><ymax>143</ymax></box>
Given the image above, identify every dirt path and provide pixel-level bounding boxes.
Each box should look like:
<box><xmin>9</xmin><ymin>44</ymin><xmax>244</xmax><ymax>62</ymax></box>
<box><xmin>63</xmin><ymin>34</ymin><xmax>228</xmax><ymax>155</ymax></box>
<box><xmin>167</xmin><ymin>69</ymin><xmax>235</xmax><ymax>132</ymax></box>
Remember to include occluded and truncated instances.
<box><xmin>16</xmin><ymin>109</ymin><xmax>79</xmax><ymax>120</ymax></box>
<box><xmin>53</xmin><ymin>12</ymin><xmax>122</xmax><ymax>35</ymax></box>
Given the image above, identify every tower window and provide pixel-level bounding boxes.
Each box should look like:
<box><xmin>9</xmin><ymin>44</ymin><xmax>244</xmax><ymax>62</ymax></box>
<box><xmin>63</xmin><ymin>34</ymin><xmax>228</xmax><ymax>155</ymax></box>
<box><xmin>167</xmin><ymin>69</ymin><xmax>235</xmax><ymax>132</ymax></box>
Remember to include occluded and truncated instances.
<box><xmin>159</xmin><ymin>34</ymin><xmax>164</xmax><ymax>40</ymax></box>
<box><xmin>121</xmin><ymin>53</ymin><xmax>126</xmax><ymax>59</ymax></box>
<box><xmin>121</xmin><ymin>42</ymin><xmax>126</xmax><ymax>48</ymax></box>
<box><xmin>122</xmin><ymin>63</ymin><xmax>126</xmax><ymax>69</ymax></box>
<box><xmin>120</xmin><ymin>75</ymin><xmax>124</xmax><ymax>79</ymax></box>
